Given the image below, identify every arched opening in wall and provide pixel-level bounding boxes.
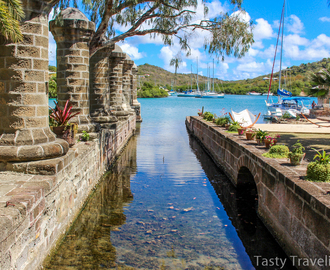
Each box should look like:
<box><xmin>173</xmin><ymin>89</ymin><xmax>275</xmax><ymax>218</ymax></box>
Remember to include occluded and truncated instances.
<box><xmin>236</xmin><ymin>166</ymin><xmax>258</xmax><ymax>235</ymax></box>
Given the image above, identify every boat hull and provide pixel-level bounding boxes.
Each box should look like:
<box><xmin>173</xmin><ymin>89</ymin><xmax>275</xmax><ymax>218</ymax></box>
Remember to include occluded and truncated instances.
<box><xmin>201</xmin><ymin>95</ymin><xmax>224</xmax><ymax>98</ymax></box>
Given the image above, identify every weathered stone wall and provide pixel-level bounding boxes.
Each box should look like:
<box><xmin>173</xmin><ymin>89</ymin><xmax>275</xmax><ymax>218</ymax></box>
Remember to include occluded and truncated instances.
<box><xmin>186</xmin><ymin>116</ymin><xmax>330</xmax><ymax>270</ymax></box>
<box><xmin>0</xmin><ymin>0</ymin><xmax>69</xmax><ymax>162</ymax></box>
<box><xmin>50</xmin><ymin>8</ymin><xmax>96</xmax><ymax>132</ymax></box>
<box><xmin>0</xmin><ymin>115</ymin><xmax>136</xmax><ymax>270</ymax></box>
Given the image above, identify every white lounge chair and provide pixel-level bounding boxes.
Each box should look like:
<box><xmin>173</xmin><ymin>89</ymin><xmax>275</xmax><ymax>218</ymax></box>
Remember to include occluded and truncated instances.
<box><xmin>229</xmin><ymin>109</ymin><xmax>261</xmax><ymax>128</ymax></box>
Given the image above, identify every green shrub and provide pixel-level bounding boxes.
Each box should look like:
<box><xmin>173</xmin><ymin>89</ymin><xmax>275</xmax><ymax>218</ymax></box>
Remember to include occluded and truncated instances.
<box><xmin>262</xmin><ymin>145</ymin><xmax>289</xmax><ymax>158</ymax></box>
<box><xmin>216</xmin><ymin>116</ymin><xmax>231</xmax><ymax>126</ymax></box>
<box><xmin>307</xmin><ymin>162</ymin><xmax>330</xmax><ymax>182</ymax></box>
<box><xmin>203</xmin><ymin>111</ymin><xmax>214</xmax><ymax>121</ymax></box>
<box><xmin>228</xmin><ymin>124</ymin><xmax>240</xmax><ymax>132</ymax></box>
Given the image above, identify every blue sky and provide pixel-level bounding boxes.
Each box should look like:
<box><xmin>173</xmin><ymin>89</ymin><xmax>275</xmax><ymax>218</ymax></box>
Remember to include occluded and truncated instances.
<box><xmin>48</xmin><ymin>0</ymin><xmax>330</xmax><ymax>81</ymax></box>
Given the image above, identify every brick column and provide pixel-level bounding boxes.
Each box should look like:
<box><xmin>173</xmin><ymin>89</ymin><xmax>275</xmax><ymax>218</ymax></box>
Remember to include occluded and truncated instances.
<box><xmin>49</xmin><ymin>8</ymin><xmax>96</xmax><ymax>132</ymax></box>
<box><xmin>131</xmin><ymin>64</ymin><xmax>142</xmax><ymax>122</ymax></box>
<box><xmin>89</xmin><ymin>45</ymin><xmax>118</xmax><ymax>125</ymax></box>
<box><xmin>0</xmin><ymin>0</ymin><xmax>69</xmax><ymax>162</ymax></box>
<box><xmin>122</xmin><ymin>55</ymin><xmax>135</xmax><ymax>113</ymax></box>
<box><xmin>109</xmin><ymin>45</ymin><xmax>130</xmax><ymax>120</ymax></box>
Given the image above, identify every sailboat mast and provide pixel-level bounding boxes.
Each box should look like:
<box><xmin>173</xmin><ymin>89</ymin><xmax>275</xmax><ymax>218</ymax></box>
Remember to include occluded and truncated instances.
<box><xmin>267</xmin><ymin>0</ymin><xmax>285</xmax><ymax>102</ymax></box>
<box><xmin>197</xmin><ymin>57</ymin><xmax>199</xmax><ymax>91</ymax></box>
<box><xmin>190</xmin><ymin>64</ymin><xmax>192</xmax><ymax>90</ymax></box>
<box><xmin>213</xmin><ymin>59</ymin><xmax>215</xmax><ymax>92</ymax></box>
<box><xmin>278</xmin><ymin>0</ymin><xmax>285</xmax><ymax>91</ymax></box>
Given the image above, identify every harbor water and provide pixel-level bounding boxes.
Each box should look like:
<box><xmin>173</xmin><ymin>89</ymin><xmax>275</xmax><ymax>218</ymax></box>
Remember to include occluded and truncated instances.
<box><xmin>44</xmin><ymin>96</ymin><xmax>297</xmax><ymax>269</ymax></box>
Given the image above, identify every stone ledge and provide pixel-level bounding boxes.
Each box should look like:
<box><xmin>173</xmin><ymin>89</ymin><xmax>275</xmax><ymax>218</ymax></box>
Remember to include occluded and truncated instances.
<box><xmin>189</xmin><ymin>116</ymin><xmax>330</xmax><ymax>219</ymax></box>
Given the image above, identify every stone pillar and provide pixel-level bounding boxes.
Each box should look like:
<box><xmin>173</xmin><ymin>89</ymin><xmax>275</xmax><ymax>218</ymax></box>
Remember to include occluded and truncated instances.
<box><xmin>89</xmin><ymin>45</ymin><xmax>118</xmax><ymax>125</ymax></box>
<box><xmin>0</xmin><ymin>0</ymin><xmax>69</xmax><ymax>162</ymax></box>
<box><xmin>109</xmin><ymin>45</ymin><xmax>130</xmax><ymax>120</ymax></box>
<box><xmin>122</xmin><ymin>55</ymin><xmax>134</xmax><ymax>112</ymax></box>
<box><xmin>49</xmin><ymin>8</ymin><xmax>96</xmax><ymax>132</ymax></box>
<box><xmin>131</xmin><ymin>64</ymin><xmax>142</xmax><ymax>122</ymax></box>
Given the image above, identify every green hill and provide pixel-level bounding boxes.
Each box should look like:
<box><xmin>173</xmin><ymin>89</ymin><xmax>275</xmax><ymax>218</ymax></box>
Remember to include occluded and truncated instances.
<box><xmin>138</xmin><ymin>58</ymin><xmax>330</xmax><ymax>95</ymax></box>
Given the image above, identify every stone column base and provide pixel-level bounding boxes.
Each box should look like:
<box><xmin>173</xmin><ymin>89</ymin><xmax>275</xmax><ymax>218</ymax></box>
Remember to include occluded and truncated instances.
<box><xmin>0</xmin><ymin>139</ymin><xmax>69</xmax><ymax>162</ymax></box>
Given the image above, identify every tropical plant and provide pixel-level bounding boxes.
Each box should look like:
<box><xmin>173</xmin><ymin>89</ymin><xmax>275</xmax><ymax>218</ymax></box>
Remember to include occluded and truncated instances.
<box><xmin>253</xmin><ymin>129</ymin><xmax>268</xmax><ymax>140</ymax></box>
<box><xmin>170</xmin><ymin>53</ymin><xmax>182</xmax><ymax>87</ymax></box>
<box><xmin>310</xmin><ymin>68</ymin><xmax>330</xmax><ymax>99</ymax></box>
<box><xmin>53</xmin><ymin>0</ymin><xmax>254</xmax><ymax>57</ymax></box>
<box><xmin>228</xmin><ymin>124</ymin><xmax>240</xmax><ymax>132</ymax></box>
<box><xmin>0</xmin><ymin>0</ymin><xmax>24</xmax><ymax>42</ymax></box>
<box><xmin>49</xmin><ymin>100</ymin><xmax>80</xmax><ymax>127</ymax></box>
<box><xmin>312</xmin><ymin>148</ymin><xmax>330</xmax><ymax>165</ymax></box>
<box><xmin>262</xmin><ymin>145</ymin><xmax>289</xmax><ymax>159</ymax></box>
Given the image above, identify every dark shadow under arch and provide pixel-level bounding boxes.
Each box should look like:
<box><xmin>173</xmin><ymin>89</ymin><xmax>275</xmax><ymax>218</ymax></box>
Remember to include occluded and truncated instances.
<box><xmin>237</xmin><ymin>166</ymin><xmax>258</xmax><ymax>235</ymax></box>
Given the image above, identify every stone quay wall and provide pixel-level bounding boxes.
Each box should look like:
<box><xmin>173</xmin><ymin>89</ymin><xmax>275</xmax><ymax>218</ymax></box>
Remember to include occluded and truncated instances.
<box><xmin>186</xmin><ymin>116</ymin><xmax>330</xmax><ymax>270</ymax></box>
<box><xmin>0</xmin><ymin>115</ymin><xmax>136</xmax><ymax>270</ymax></box>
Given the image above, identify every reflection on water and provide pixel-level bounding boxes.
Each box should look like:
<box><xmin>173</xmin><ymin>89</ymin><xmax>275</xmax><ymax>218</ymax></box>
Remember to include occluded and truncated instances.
<box><xmin>189</xmin><ymin>137</ymin><xmax>296</xmax><ymax>270</ymax></box>
<box><xmin>44</xmin><ymin>97</ymin><xmax>297</xmax><ymax>269</ymax></box>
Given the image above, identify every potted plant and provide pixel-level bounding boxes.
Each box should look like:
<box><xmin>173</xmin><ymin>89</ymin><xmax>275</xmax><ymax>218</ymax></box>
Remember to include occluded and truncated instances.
<box><xmin>245</xmin><ymin>128</ymin><xmax>256</xmax><ymax>140</ymax></box>
<box><xmin>264</xmin><ymin>134</ymin><xmax>280</xmax><ymax>149</ymax></box>
<box><xmin>253</xmin><ymin>129</ymin><xmax>268</xmax><ymax>145</ymax></box>
<box><xmin>49</xmin><ymin>100</ymin><xmax>80</xmax><ymax>146</ymax></box>
<box><xmin>288</xmin><ymin>140</ymin><xmax>305</xmax><ymax>165</ymax></box>
<box><xmin>307</xmin><ymin>149</ymin><xmax>330</xmax><ymax>182</ymax></box>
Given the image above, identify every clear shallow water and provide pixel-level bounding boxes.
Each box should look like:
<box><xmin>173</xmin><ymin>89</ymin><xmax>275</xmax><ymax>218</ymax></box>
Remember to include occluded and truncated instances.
<box><xmin>44</xmin><ymin>96</ymin><xmax>296</xmax><ymax>270</ymax></box>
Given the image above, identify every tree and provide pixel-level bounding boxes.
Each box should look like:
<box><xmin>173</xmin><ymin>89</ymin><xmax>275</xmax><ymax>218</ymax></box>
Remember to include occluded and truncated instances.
<box><xmin>310</xmin><ymin>68</ymin><xmax>330</xmax><ymax>106</ymax></box>
<box><xmin>54</xmin><ymin>0</ymin><xmax>254</xmax><ymax>57</ymax></box>
<box><xmin>170</xmin><ymin>53</ymin><xmax>182</xmax><ymax>89</ymax></box>
<box><xmin>0</xmin><ymin>0</ymin><xmax>24</xmax><ymax>42</ymax></box>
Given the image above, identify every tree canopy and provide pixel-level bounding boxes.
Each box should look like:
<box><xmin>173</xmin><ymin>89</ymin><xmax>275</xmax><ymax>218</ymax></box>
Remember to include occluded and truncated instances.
<box><xmin>0</xmin><ymin>0</ymin><xmax>24</xmax><ymax>42</ymax></box>
<box><xmin>54</xmin><ymin>0</ymin><xmax>254</xmax><ymax>57</ymax></box>
<box><xmin>310</xmin><ymin>68</ymin><xmax>330</xmax><ymax>98</ymax></box>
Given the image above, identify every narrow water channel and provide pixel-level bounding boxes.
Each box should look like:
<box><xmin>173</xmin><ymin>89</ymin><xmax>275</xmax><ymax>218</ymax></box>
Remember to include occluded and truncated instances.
<box><xmin>44</xmin><ymin>97</ymin><xmax>297</xmax><ymax>270</ymax></box>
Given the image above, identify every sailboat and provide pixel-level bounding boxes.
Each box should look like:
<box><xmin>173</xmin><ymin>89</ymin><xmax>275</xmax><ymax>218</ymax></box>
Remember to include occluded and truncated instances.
<box><xmin>178</xmin><ymin>60</ymin><xmax>201</xmax><ymax>97</ymax></box>
<box><xmin>201</xmin><ymin>60</ymin><xmax>225</xmax><ymax>98</ymax></box>
<box><xmin>265</xmin><ymin>0</ymin><xmax>310</xmax><ymax>118</ymax></box>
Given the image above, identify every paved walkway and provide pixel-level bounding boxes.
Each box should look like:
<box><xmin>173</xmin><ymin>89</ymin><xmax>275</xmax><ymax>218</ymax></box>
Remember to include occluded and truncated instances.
<box><xmin>255</xmin><ymin>121</ymin><xmax>330</xmax><ymax>134</ymax></box>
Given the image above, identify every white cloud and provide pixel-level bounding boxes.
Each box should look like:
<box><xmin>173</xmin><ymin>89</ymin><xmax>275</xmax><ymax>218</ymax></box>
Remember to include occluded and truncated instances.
<box><xmin>120</xmin><ymin>43</ymin><xmax>145</xmax><ymax>60</ymax></box>
<box><xmin>319</xmin><ymin>17</ymin><xmax>330</xmax><ymax>22</ymax></box>
<box><xmin>284</xmin><ymin>34</ymin><xmax>309</xmax><ymax>46</ymax></box>
<box><xmin>286</xmin><ymin>15</ymin><xmax>304</xmax><ymax>34</ymax></box>
<box><xmin>311</xmin><ymin>34</ymin><xmax>330</xmax><ymax>48</ymax></box>
<box><xmin>236</xmin><ymin>61</ymin><xmax>266</xmax><ymax>73</ymax></box>
<box><xmin>253</xmin><ymin>18</ymin><xmax>274</xmax><ymax>41</ymax></box>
